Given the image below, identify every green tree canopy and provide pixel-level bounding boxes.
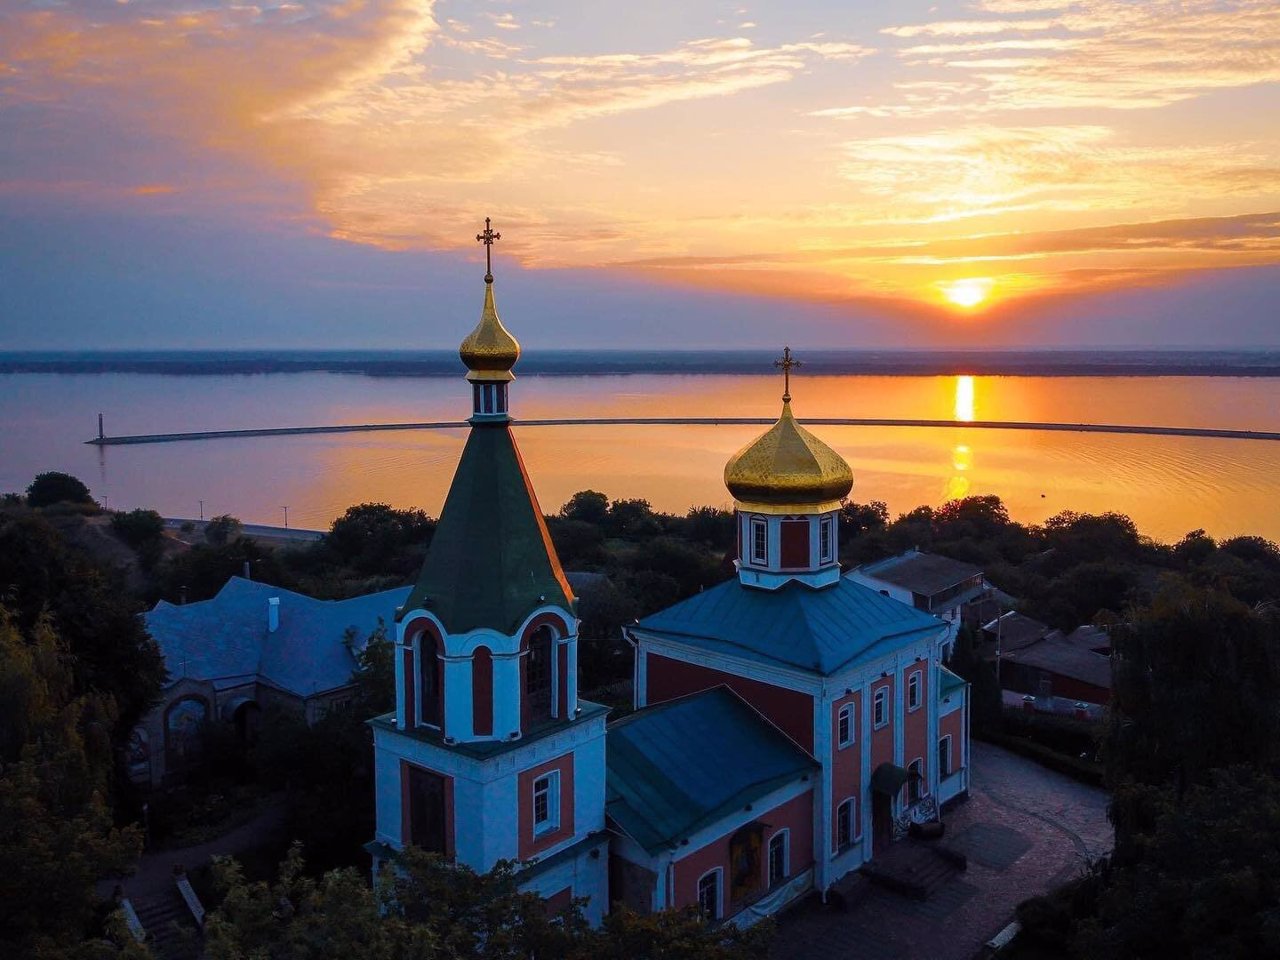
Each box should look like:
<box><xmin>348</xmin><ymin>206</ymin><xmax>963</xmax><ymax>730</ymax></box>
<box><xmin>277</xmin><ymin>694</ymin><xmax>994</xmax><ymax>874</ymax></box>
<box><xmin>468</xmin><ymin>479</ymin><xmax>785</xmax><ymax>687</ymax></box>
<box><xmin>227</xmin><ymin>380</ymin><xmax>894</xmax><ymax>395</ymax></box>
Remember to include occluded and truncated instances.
<box><xmin>559</xmin><ymin>490</ymin><xmax>610</xmax><ymax>526</ymax></box>
<box><xmin>204</xmin><ymin>845</ymin><xmax>771</xmax><ymax>960</ymax></box>
<box><xmin>26</xmin><ymin>471</ymin><xmax>95</xmax><ymax>509</ymax></box>
<box><xmin>0</xmin><ymin>609</ymin><xmax>142</xmax><ymax>957</ymax></box>
<box><xmin>0</xmin><ymin>511</ymin><xmax>164</xmax><ymax>733</ymax></box>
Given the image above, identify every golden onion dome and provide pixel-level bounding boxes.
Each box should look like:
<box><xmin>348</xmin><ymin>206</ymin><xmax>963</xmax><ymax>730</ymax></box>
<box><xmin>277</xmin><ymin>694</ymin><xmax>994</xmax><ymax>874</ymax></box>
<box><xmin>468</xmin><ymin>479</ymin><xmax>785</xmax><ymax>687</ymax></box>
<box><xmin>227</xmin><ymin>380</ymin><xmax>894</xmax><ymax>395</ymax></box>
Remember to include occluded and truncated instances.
<box><xmin>724</xmin><ymin>400</ymin><xmax>853</xmax><ymax>514</ymax></box>
<box><xmin>459</xmin><ymin>280</ymin><xmax>520</xmax><ymax>382</ymax></box>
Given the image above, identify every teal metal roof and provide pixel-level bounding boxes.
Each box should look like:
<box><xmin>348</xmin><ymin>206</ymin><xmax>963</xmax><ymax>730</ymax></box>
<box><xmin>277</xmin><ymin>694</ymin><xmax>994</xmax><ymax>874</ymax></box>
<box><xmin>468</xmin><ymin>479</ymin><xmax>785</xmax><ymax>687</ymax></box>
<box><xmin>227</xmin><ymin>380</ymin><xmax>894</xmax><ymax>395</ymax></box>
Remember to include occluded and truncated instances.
<box><xmin>636</xmin><ymin>574</ymin><xmax>944</xmax><ymax>676</ymax></box>
<box><xmin>939</xmin><ymin>665</ymin><xmax>967</xmax><ymax>697</ymax></box>
<box><xmin>606</xmin><ymin>687</ymin><xmax>816</xmax><ymax>855</ymax></box>
<box><xmin>400</xmin><ymin>422</ymin><xmax>574</xmax><ymax>634</ymax></box>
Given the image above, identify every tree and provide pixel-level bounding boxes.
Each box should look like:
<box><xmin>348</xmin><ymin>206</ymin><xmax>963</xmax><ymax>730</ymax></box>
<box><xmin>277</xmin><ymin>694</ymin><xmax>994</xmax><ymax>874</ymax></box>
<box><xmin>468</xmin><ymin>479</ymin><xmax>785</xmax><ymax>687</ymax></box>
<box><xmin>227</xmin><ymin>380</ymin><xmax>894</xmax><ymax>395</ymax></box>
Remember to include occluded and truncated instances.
<box><xmin>326</xmin><ymin>503</ymin><xmax>435</xmax><ymax>576</ymax></box>
<box><xmin>680</xmin><ymin>506</ymin><xmax>736</xmax><ymax>551</ymax></box>
<box><xmin>26</xmin><ymin>471</ymin><xmax>95</xmax><ymax>508</ymax></box>
<box><xmin>0</xmin><ymin>609</ymin><xmax>142</xmax><ymax>957</ymax></box>
<box><xmin>0</xmin><ymin>512</ymin><xmax>164</xmax><ymax>735</ymax></box>
<box><xmin>110</xmin><ymin>509</ymin><xmax>167</xmax><ymax>570</ymax></box>
<box><xmin>204</xmin><ymin>845</ymin><xmax>772</xmax><ymax>960</ymax></box>
<box><xmin>607</xmin><ymin>498</ymin><xmax>662</xmax><ymax>540</ymax></box>
<box><xmin>204</xmin><ymin>514</ymin><xmax>243</xmax><ymax>547</ymax></box>
<box><xmin>560</xmin><ymin>490</ymin><xmax>610</xmax><ymax>527</ymax></box>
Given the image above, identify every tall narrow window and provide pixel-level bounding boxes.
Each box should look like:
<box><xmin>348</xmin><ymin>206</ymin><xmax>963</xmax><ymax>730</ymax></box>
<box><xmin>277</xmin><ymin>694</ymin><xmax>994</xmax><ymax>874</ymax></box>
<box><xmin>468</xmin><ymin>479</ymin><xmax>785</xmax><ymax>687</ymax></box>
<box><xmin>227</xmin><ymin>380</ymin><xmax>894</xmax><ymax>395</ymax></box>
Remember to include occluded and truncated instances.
<box><xmin>837</xmin><ymin>704</ymin><xmax>854</xmax><ymax>748</ymax></box>
<box><xmin>768</xmin><ymin>831</ymin><xmax>789</xmax><ymax>887</ymax></box>
<box><xmin>873</xmin><ymin>687</ymin><xmax>888</xmax><ymax>728</ymax></box>
<box><xmin>750</xmin><ymin>518</ymin><xmax>768</xmax><ymax>565</ymax></box>
<box><xmin>418</xmin><ymin>632</ymin><xmax>440</xmax><ymax>727</ymax></box>
<box><xmin>820</xmin><ymin>516</ymin><xmax>834</xmax><ymax>563</ymax></box>
<box><xmin>532</xmin><ymin>771</ymin><xmax>559</xmax><ymax>835</ymax></box>
<box><xmin>525</xmin><ymin>627</ymin><xmax>554</xmax><ymax>722</ymax></box>
<box><xmin>697</xmin><ymin>870</ymin><xmax>721</xmax><ymax>921</ymax></box>
<box><xmin>908</xmin><ymin>670</ymin><xmax>922</xmax><ymax>711</ymax></box>
<box><xmin>938</xmin><ymin>735</ymin><xmax>953</xmax><ymax>778</ymax></box>
<box><xmin>836</xmin><ymin>798</ymin><xmax>855</xmax><ymax>850</ymax></box>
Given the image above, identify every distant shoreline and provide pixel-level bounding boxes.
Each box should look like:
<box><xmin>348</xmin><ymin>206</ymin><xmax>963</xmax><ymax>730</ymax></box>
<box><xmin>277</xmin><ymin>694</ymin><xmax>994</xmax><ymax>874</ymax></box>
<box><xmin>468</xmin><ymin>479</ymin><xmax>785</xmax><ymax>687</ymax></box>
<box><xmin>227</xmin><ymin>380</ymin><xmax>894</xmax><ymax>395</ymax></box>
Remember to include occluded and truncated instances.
<box><xmin>4</xmin><ymin>349</ymin><xmax>1280</xmax><ymax>378</ymax></box>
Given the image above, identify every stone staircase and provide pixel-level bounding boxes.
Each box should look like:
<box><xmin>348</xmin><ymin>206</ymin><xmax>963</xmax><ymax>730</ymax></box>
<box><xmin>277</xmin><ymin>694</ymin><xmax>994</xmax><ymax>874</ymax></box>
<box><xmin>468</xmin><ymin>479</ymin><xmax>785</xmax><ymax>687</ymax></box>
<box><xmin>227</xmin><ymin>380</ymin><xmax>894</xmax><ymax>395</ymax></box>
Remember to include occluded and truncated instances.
<box><xmin>131</xmin><ymin>887</ymin><xmax>201</xmax><ymax>959</ymax></box>
<box><xmin>862</xmin><ymin>839</ymin><xmax>967</xmax><ymax>901</ymax></box>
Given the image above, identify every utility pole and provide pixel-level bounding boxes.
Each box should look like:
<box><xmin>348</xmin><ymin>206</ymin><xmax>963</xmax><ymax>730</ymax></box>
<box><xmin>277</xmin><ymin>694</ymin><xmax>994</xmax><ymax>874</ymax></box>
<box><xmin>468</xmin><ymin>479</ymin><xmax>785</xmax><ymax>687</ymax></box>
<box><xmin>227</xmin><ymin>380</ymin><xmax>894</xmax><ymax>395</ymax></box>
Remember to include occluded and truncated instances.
<box><xmin>198</xmin><ymin>499</ymin><xmax>204</xmax><ymax>521</ymax></box>
<box><xmin>98</xmin><ymin>413</ymin><xmax>104</xmax><ymax>440</ymax></box>
<box><xmin>281</xmin><ymin>505</ymin><xmax>289</xmax><ymax>529</ymax></box>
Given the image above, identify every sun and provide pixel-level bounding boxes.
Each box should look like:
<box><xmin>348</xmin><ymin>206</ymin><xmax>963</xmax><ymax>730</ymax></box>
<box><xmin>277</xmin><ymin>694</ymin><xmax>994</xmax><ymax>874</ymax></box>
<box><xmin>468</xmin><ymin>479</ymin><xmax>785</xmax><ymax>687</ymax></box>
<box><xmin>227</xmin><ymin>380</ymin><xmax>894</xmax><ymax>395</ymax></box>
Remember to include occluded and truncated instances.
<box><xmin>940</xmin><ymin>278</ymin><xmax>994</xmax><ymax>309</ymax></box>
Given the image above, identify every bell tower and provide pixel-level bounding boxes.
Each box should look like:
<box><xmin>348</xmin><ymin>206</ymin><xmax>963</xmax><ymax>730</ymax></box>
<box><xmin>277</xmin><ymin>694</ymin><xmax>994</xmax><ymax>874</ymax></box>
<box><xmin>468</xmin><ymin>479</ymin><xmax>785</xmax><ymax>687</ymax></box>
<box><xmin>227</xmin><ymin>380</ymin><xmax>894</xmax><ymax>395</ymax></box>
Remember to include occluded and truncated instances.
<box><xmin>370</xmin><ymin>220</ymin><xmax>609</xmax><ymax>923</ymax></box>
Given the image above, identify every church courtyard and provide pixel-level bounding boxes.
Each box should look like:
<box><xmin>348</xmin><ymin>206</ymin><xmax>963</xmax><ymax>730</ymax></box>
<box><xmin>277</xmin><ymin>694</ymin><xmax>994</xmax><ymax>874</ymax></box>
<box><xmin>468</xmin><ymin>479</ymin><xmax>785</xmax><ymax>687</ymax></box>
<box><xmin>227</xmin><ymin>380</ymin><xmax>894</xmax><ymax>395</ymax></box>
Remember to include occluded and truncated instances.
<box><xmin>771</xmin><ymin>741</ymin><xmax>1112</xmax><ymax>960</ymax></box>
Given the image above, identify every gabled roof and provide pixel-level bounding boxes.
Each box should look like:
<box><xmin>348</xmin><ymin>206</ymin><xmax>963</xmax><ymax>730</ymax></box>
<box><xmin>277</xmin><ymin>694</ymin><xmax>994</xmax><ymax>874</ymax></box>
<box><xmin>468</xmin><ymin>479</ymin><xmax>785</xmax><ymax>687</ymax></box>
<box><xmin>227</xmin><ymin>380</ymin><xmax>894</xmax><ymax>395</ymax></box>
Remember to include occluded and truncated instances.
<box><xmin>856</xmin><ymin>549</ymin><xmax>983</xmax><ymax>597</ymax></box>
<box><xmin>1002</xmin><ymin>635</ymin><xmax>1113</xmax><ymax>690</ymax></box>
<box><xmin>606</xmin><ymin>687</ymin><xmax>816</xmax><ymax>855</ymax></box>
<box><xmin>145</xmin><ymin>577</ymin><xmax>408</xmax><ymax>697</ymax></box>
<box><xmin>400</xmin><ymin>423</ymin><xmax>573</xmax><ymax>634</ymax></box>
<box><xmin>983</xmin><ymin>611</ymin><xmax>1052</xmax><ymax>652</ymax></box>
<box><xmin>635</xmin><ymin>574</ymin><xmax>944</xmax><ymax>675</ymax></box>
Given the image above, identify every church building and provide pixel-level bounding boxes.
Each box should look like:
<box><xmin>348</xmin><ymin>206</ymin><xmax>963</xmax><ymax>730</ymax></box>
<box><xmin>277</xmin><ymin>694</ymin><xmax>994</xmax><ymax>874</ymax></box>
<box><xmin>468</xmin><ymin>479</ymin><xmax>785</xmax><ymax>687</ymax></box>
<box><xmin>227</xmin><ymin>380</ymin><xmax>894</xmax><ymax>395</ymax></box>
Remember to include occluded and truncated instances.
<box><xmin>369</xmin><ymin>223</ymin><xmax>970</xmax><ymax>927</ymax></box>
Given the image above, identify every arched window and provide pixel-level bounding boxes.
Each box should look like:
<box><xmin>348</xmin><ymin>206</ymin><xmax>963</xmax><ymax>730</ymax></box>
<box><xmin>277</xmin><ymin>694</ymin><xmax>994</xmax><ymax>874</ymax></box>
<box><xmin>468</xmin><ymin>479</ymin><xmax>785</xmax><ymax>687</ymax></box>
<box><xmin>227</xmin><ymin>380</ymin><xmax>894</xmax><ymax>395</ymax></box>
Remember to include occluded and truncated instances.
<box><xmin>165</xmin><ymin>696</ymin><xmax>208</xmax><ymax>770</ymax></box>
<box><xmin>418</xmin><ymin>631</ymin><xmax>440</xmax><ymax>727</ymax></box>
<box><xmin>525</xmin><ymin>626</ymin><xmax>554</xmax><ymax>722</ymax></box>
<box><xmin>697</xmin><ymin>868</ymin><xmax>722</xmax><ymax>921</ymax></box>
<box><xmin>907</xmin><ymin>758</ymin><xmax>926</xmax><ymax>804</ymax></box>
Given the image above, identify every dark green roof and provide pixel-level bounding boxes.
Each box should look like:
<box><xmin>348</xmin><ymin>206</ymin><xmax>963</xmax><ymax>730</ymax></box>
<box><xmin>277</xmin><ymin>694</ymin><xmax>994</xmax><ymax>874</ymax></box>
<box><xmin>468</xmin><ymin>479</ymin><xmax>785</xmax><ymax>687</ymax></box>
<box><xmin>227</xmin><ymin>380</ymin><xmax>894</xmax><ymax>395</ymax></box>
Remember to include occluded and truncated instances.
<box><xmin>606</xmin><ymin>687</ymin><xmax>816</xmax><ymax>855</ymax></box>
<box><xmin>636</xmin><ymin>574</ymin><xmax>944</xmax><ymax>675</ymax></box>
<box><xmin>400</xmin><ymin>422</ymin><xmax>573</xmax><ymax>634</ymax></box>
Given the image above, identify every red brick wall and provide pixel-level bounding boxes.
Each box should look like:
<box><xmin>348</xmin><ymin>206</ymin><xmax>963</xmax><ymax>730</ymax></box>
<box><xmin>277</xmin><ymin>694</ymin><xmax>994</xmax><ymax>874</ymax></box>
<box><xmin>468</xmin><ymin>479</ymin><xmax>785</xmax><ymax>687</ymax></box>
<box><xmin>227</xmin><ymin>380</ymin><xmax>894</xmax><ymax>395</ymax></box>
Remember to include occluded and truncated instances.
<box><xmin>831</xmin><ymin>691</ymin><xmax>861</xmax><ymax>838</ymax></box>
<box><xmin>903</xmin><ymin>665</ymin><xmax>929</xmax><ymax>784</ymax></box>
<box><xmin>780</xmin><ymin>520</ymin><xmax>809</xmax><ymax>569</ymax></box>
<box><xmin>940</xmin><ymin>709</ymin><xmax>964</xmax><ymax>776</ymax></box>
<box><xmin>870</xmin><ymin>676</ymin><xmax>894</xmax><ymax>770</ymax></box>
<box><xmin>517</xmin><ymin>752</ymin><xmax>576</xmax><ymax>860</ymax></box>
<box><xmin>646</xmin><ymin>654</ymin><xmax>814</xmax><ymax>752</ymax></box>
<box><xmin>672</xmin><ymin>788</ymin><xmax>813</xmax><ymax>914</ymax></box>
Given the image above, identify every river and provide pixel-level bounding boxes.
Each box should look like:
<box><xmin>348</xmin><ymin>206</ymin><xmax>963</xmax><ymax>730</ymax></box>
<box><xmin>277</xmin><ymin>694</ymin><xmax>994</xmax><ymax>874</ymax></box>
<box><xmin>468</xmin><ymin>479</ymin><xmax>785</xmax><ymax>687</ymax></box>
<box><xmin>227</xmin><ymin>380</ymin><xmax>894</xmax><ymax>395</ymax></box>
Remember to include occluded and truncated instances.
<box><xmin>1</xmin><ymin>370</ymin><xmax>1277</xmax><ymax>543</ymax></box>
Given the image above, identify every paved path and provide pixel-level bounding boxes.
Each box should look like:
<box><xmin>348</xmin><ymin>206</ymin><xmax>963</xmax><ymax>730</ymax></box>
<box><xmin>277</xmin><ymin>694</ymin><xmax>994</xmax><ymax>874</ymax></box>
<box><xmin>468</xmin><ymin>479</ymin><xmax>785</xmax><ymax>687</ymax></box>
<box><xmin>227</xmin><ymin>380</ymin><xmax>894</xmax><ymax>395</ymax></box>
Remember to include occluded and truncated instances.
<box><xmin>100</xmin><ymin>795</ymin><xmax>289</xmax><ymax>903</ymax></box>
<box><xmin>771</xmin><ymin>742</ymin><xmax>1111</xmax><ymax>960</ymax></box>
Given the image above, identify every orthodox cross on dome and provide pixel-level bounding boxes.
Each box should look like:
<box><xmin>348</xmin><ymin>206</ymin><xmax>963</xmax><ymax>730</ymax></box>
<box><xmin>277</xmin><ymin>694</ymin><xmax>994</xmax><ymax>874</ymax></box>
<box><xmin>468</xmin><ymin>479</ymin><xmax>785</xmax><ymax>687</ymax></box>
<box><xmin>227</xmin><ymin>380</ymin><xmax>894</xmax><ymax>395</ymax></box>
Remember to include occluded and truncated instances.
<box><xmin>774</xmin><ymin>346</ymin><xmax>802</xmax><ymax>403</ymax></box>
<box><xmin>476</xmin><ymin>217</ymin><xmax>501</xmax><ymax>283</ymax></box>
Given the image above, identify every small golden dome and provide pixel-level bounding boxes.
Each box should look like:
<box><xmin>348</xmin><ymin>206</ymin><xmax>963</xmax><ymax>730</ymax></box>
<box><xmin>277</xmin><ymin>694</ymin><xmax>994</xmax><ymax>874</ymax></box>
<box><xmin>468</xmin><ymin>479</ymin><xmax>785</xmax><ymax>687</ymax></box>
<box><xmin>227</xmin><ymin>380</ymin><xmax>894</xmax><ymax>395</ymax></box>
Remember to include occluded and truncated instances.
<box><xmin>724</xmin><ymin>400</ymin><xmax>853</xmax><ymax>514</ymax></box>
<box><xmin>459</xmin><ymin>281</ymin><xmax>520</xmax><ymax>382</ymax></box>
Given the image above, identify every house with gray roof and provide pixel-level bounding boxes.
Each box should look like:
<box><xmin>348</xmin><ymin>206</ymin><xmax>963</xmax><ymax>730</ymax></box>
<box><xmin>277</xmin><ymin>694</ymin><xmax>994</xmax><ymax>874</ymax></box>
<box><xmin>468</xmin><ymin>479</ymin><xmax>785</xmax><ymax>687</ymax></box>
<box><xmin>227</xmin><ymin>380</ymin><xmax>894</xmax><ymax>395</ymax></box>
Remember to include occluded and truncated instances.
<box><xmin>848</xmin><ymin>549</ymin><xmax>986</xmax><ymax>659</ymax></box>
<box><xmin>129</xmin><ymin>576</ymin><xmax>408</xmax><ymax>787</ymax></box>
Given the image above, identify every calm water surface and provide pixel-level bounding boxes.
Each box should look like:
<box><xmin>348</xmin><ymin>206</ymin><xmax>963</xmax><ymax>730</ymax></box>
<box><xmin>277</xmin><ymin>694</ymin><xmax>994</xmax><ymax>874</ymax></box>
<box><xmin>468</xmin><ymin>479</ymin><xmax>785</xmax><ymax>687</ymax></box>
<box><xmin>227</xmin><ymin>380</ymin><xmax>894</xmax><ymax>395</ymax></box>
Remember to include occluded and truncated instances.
<box><xmin>1</xmin><ymin>372</ymin><xmax>1277</xmax><ymax>543</ymax></box>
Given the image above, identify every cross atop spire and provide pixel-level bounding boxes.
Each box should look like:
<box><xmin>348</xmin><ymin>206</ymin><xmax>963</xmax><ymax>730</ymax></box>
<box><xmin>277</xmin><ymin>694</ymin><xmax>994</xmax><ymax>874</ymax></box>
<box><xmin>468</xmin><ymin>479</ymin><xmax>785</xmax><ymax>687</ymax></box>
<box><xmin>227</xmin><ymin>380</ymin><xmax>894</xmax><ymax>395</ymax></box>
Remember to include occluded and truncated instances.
<box><xmin>774</xmin><ymin>346</ymin><xmax>801</xmax><ymax>403</ymax></box>
<box><xmin>476</xmin><ymin>217</ymin><xmax>501</xmax><ymax>283</ymax></box>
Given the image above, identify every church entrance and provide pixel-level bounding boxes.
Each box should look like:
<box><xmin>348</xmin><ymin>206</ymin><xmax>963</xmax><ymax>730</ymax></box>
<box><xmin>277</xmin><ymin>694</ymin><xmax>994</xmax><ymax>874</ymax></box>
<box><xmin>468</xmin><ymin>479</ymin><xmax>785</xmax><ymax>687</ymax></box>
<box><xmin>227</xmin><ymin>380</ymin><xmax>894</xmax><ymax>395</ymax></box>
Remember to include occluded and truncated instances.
<box><xmin>872</xmin><ymin>793</ymin><xmax>894</xmax><ymax>856</ymax></box>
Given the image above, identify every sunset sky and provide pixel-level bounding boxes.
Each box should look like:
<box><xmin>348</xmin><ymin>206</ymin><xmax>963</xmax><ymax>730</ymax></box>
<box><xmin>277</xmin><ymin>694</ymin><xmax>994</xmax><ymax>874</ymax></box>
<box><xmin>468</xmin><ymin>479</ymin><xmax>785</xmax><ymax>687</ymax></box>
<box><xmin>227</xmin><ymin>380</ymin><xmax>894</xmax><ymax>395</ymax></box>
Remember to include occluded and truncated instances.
<box><xmin>1</xmin><ymin>0</ymin><xmax>1278</xmax><ymax>349</ymax></box>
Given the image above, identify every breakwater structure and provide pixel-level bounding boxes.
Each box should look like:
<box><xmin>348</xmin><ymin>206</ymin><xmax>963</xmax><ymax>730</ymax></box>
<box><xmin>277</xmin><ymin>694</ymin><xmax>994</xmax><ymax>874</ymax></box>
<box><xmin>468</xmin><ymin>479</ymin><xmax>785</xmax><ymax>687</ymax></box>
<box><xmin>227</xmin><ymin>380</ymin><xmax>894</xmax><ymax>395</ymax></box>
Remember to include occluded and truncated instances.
<box><xmin>86</xmin><ymin>417</ymin><xmax>1280</xmax><ymax>446</ymax></box>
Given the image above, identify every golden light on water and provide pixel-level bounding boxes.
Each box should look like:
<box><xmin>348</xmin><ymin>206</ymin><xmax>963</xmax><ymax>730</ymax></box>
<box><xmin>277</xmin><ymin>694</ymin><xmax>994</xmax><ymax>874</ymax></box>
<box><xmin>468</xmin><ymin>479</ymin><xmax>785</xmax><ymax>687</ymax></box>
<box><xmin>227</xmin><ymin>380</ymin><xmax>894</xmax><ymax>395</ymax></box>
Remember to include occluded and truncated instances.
<box><xmin>954</xmin><ymin>375</ymin><xmax>975</xmax><ymax>422</ymax></box>
<box><xmin>940</xmin><ymin>278</ymin><xmax>994</xmax><ymax>309</ymax></box>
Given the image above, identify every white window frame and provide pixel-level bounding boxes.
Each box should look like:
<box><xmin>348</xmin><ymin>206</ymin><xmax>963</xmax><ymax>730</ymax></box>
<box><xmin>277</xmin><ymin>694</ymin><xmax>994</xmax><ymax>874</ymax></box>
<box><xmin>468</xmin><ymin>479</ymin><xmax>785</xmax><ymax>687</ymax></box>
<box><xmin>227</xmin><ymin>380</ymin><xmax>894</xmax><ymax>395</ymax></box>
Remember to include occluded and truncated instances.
<box><xmin>749</xmin><ymin>517</ymin><xmax>768</xmax><ymax>565</ymax></box>
<box><xmin>836</xmin><ymin>797</ymin><xmax>857</xmax><ymax>851</ymax></box>
<box><xmin>873</xmin><ymin>687</ymin><xmax>888</xmax><ymax>729</ymax></box>
<box><xmin>837</xmin><ymin>703</ymin><xmax>855</xmax><ymax>748</ymax></box>
<box><xmin>939</xmin><ymin>734</ymin><xmax>953</xmax><ymax>778</ymax></box>
<box><xmin>908</xmin><ymin>669</ymin><xmax>922</xmax><ymax>711</ymax></box>
<box><xmin>819</xmin><ymin>516</ymin><xmax>834</xmax><ymax>563</ymax></box>
<box><xmin>532</xmin><ymin>771</ymin><xmax>560</xmax><ymax>836</ymax></box>
<box><xmin>697</xmin><ymin>867</ymin><xmax>722</xmax><ymax>920</ymax></box>
<box><xmin>767</xmin><ymin>830</ymin><xmax>790</xmax><ymax>887</ymax></box>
